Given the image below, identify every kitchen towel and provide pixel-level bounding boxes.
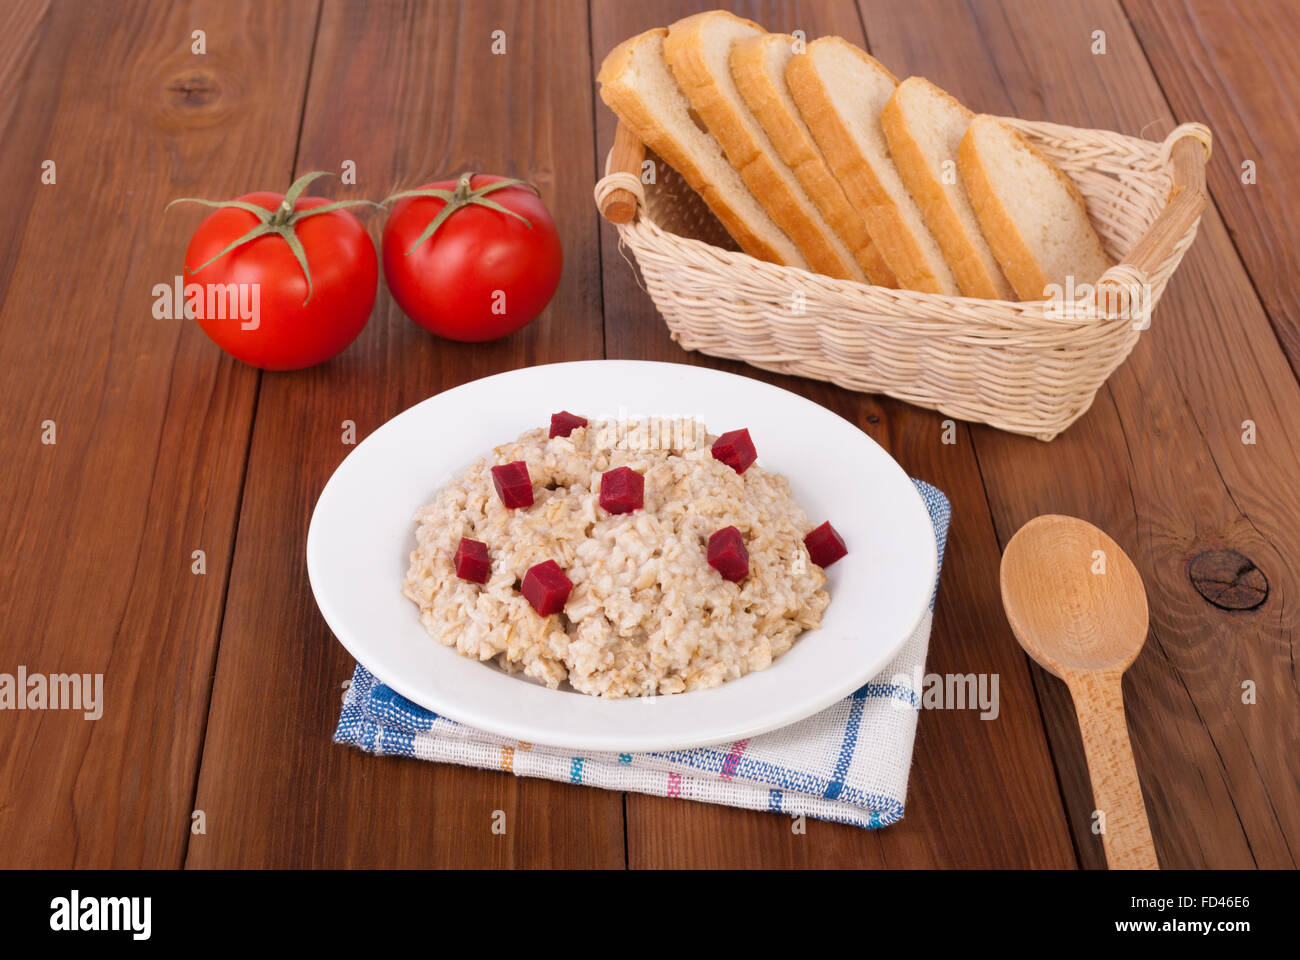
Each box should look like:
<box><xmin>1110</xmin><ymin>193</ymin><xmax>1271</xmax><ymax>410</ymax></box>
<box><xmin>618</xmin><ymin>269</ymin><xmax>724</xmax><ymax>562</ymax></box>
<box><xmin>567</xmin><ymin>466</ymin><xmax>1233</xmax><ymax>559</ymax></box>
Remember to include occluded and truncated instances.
<box><xmin>335</xmin><ymin>479</ymin><xmax>949</xmax><ymax>829</ymax></box>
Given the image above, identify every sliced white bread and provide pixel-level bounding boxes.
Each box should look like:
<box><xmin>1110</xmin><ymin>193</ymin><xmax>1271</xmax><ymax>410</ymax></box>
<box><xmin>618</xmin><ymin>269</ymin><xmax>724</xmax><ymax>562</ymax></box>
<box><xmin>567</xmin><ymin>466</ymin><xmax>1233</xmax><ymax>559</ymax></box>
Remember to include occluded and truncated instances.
<box><xmin>959</xmin><ymin>114</ymin><xmax>1112</xmax><ymax>300</ymax></box>
<box><xmin>731</xmin><ymin>32</ymin><xmax>897</xmax><ymax>288</ymax></box>
<box><xmin>786</xmin><ymin>37</ymin><xmax>960</xmax><ymax>295</ymax></box>
<box><xmin>882</xmin><ymin>77</ymin><xmax>1015</xmax><ymax>300</ymax></box>
<box><xmin>663</xmin><ymin>11</ymin><xmax>863</xmax><ymax>281</ymax></box>
<box><xmin>597</xmin><ymin>28</ymin><xmax>807</xmax><ymax>268</ymax></box>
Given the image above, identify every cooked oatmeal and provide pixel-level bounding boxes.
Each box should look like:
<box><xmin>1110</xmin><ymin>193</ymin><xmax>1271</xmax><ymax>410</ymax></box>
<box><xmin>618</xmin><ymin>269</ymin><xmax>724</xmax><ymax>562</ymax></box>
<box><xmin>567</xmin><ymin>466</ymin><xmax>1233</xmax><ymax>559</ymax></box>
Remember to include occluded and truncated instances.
<box><xmin>402</xmin><ymin>418</ymin><xmax>830</xmax><ymax>697</ymax></box>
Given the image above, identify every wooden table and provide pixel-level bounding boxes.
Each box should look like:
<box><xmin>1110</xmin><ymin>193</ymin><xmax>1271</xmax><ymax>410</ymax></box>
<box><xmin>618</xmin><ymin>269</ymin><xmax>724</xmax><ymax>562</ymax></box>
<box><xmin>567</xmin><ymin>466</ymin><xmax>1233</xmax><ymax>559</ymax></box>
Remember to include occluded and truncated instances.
<box><xmin>2</xmin><ymin>0</ymin><xmax>1296</xmax><ymax>869</ymax></box>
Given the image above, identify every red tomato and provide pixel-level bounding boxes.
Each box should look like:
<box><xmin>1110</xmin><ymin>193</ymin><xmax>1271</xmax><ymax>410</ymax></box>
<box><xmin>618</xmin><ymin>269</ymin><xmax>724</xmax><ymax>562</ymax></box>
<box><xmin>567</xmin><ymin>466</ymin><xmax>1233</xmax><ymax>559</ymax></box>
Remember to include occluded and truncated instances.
<box><xmin>182</xmin><ymin>191</ymin><xmax>377</xmax><ymax>370</ymax></box>
<box><xmin>382</xmin><ymin>174</ymin><xmax>562</xmax><ymax>342</ymax></box>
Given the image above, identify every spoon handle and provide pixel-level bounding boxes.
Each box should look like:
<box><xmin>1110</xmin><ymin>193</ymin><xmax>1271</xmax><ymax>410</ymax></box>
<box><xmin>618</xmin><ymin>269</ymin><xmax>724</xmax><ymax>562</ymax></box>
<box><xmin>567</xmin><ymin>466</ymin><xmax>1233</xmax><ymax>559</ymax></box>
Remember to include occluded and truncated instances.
<box><xmin>1068</xmin><ymin>670</ymin><xmax>1159</xmax><ymax>869</ymax></box>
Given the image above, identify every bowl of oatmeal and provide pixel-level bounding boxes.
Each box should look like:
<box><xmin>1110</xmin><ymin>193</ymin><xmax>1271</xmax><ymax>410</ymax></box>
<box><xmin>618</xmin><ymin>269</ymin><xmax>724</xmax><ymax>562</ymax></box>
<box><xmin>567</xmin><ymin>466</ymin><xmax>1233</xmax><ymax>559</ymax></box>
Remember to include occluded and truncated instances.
<box><xmin>402</xmin><ymin>416</ymin><xmax>831</xmax><ymax>697</ymax></box>
<box><xmin>308</xmin><ymin>361</ymin><xmax>937</xmax><ymax>751</ymax></box>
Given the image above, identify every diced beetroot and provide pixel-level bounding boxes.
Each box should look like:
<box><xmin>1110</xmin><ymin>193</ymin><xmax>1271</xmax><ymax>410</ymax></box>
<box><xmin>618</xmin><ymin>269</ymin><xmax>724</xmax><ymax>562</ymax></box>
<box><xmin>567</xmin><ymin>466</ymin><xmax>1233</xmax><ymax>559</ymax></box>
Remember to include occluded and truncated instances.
<box><xmin>805</xmin><ymin>521</ymin><xmax>848</xmax><ymax>568</ymax></box>
<box><xmin>453</xmin><ymin>537</ymin><xmax>491</xmax><ymax>584</ymax></box>
<box><xmin>521</xmin><ymin>559</ymin><xmax>573</xmax><ymax>616</ymax></box>
<box><xmin>712</xmin><ymin>428</ymin><xmax>757</xmax><ymax>474</ymax></box>
<box><xmin>491</xmin><ymin>460</ymin><xmax>534</xmax><ymax>508</ymax></box>
<box><xmin>599</xmin><ymin>466</ymin><xmax>644</xmax><ymax>514</ymax></box>
<box><xmin>707</xmin><ymin>526</ymin><xmax>749</xmax><ymax>582</ymax></box>
<box><xmin>549</xmin><ymin>411</ymin><xmax>588</xmax><ymax>438</ymax></box>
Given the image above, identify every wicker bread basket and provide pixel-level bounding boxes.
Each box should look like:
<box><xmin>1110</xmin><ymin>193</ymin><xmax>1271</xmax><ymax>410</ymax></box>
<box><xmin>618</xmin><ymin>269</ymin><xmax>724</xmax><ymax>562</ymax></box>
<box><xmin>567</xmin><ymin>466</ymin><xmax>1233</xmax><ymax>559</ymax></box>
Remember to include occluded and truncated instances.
<box><xmin>595</xmin><ymin>118</ymin><xmax>1212</xmax><ymax>441</ymax></box>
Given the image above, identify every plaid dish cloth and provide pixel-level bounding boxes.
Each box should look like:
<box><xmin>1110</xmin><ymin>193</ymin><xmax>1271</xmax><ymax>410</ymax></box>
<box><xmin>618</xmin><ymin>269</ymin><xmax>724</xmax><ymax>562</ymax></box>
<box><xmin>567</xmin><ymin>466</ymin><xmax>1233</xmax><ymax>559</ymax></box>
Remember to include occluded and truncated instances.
<box><xmin>336</xmin><ymin>479</ymin><xmax>950</xmax><ymax>829</ymax></box>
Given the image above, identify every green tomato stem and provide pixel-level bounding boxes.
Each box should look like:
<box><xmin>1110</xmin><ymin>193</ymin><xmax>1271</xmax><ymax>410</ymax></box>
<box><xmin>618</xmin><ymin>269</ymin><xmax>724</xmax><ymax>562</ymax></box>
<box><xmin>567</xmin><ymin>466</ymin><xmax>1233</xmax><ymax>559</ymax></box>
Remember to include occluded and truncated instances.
<box><xmin>380</xmin><ymin>172</ymin><xmax>541</xmax><ymax>256</ymax></box>
<box><xmin>167</xmin><ymin>170</ymin><xmax>376</xmax><ymax>305</ymax></box>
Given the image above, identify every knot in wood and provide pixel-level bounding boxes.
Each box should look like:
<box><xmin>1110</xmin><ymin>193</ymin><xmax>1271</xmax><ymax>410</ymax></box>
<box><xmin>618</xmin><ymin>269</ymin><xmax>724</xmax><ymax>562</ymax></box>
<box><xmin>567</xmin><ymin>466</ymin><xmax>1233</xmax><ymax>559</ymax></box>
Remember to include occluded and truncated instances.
<box><xmin>1188</xmin><ymin>549</ymin><xmax>1268</xmax><ymax>610</ymax></box>
<box><xmin>166</xmin><ymin>69</ymin><xmax>221</xmax><ymax>108</ymax></box>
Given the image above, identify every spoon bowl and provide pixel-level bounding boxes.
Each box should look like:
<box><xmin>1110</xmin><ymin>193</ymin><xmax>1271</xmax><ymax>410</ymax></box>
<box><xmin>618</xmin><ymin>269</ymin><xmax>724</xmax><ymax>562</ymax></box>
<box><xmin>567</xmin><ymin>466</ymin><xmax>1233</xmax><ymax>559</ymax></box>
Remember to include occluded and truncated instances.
<box><xmin>1000</xmin><ymin>514</ymin><xmax>1149</xmax><ymax>678</ymax></box>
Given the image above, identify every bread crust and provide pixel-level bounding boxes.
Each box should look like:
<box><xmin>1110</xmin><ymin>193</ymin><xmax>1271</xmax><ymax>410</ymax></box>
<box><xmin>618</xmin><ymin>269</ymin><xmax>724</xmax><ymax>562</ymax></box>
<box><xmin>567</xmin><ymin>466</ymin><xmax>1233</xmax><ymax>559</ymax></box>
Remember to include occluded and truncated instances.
<box><xmin>958</xmin><ymin>115</ymin><xmax>1110</xmax><ymax>300</ymax></box>
<box><xmin>597</xmin><ymin>28</ymin><xmax>797</xmax><ymax>265</ymax></box>
<box><xmin>882</xmin><ymin>78</ymin><xmax>1015</xmax><ymax>299</ymax></box>
<box><xmin>787</xmin><ymin>38</ymin><xmax>956</xmax><ymax>294</ymax></box>
<box><xmin>664</xmin><ymin>12</ymin><xmax>861</xmax><ymax>280</ymax></box>
<box><xmin>731</xmin><ymin>33</ymin><xmax>897</xmax><ymax>287</ymax></box>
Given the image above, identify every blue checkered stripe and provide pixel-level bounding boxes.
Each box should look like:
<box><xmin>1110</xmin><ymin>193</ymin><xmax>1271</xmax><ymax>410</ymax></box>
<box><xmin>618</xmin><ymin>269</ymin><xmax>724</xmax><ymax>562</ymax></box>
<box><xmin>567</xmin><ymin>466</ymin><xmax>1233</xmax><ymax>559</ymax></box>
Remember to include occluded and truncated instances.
<box><xmin>336</xmin><ymin>479</ymin><xmax>950</xmax><ymax>830</ymax></box>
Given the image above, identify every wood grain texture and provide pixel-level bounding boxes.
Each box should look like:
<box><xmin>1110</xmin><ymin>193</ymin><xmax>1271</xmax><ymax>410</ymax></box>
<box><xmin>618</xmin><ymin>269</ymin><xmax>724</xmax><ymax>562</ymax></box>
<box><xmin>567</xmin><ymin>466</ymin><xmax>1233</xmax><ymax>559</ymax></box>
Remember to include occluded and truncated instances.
<box><xmin>0</xmin><ymin>0</ymin><xmax>53</xmax><ymax>292</ymax></box>
<box><xmin>860</xmin><ymin>0</ymin><xmax>1300</xmax><ymax>868</ymax></box>
<box><xmin>3</xmin><ymin>0</ymin><xmax>1296</xmax><ymax>871</ymax></box>
<box><xmin>185</xmin><ymin>0</ymin><xmax>622</xmax><ymax>869</ymax></box>
<box><xmin>0</xmin><ymin>0</ymin><xmax>318</xmax><ymax>867</ymax></box>
<box><xmin>592</xmin><ymin>0</ymin><xmax>1075</xmax><ymax>869</ymax></box>
<box><xmin>1124</xmin><ymin>0</ymin><xmax>1300</xmax><ymax>376</ymax></box>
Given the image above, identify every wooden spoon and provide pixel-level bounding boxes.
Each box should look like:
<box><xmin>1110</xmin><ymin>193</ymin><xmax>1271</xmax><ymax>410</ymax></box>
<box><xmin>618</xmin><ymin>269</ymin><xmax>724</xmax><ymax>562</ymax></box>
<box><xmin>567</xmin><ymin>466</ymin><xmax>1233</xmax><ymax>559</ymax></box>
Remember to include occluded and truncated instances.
<box><xmin>1000</xmin><ymin>514</ymin><xmax>1159</xmax><ymax>870</ymax></box>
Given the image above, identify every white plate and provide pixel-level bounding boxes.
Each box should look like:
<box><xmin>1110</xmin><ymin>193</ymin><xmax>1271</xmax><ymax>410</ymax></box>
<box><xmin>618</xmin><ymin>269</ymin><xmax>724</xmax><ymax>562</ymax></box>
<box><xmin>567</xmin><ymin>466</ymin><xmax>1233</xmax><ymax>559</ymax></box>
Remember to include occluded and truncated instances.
<box><xmin>307</xmin><ymin>360</ymin><xmax>937</xmax><ymax>751</ymax></box>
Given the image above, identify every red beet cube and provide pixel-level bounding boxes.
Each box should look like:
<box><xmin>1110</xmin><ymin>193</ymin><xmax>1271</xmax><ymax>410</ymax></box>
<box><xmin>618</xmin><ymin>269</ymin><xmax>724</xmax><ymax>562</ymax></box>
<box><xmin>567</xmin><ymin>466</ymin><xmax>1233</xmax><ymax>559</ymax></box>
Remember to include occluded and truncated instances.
<box><xmin>491</xmin><ymin>460</ymin><xmax>533</xmax><ymax>508</ymax></box>
<box><xmin>453</xmin><ymin>537</ymin><xmax>491</xmax><ymax>584</ymax></box>
<box><xmin>712</xmin><ymin>429</ymin><xmax>757</xmax><ymax>474</ymax></box>
<box><xmin>805</xmin><ymin>521</ymin><xmax>848</xmax><ymax>568</ymax></box>
<box><xmin>599</xmin><ymin>466</ymin><xmax>644</xmax><ymax>514</ymax></box>
<box><xmin>521</xmin><ymin>559</ymin><xmax>573</xmax><ymax>616</ymax></box>
<box><xmin>549</xmin><ymin>411</ymin><xmax>588</xmax><ymax>438</ymax></box>
<box><xmin>707</xmin><ymin>526</ymin><xmax>749</xmax><ymax>582</ymax></box>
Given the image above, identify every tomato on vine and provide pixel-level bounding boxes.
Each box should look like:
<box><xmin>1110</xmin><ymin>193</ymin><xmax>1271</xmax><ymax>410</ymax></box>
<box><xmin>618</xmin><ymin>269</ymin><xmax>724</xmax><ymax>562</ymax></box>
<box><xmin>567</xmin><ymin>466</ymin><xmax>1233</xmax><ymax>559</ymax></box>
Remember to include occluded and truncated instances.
<box><xmin>168</xmin><ymin>171</ymin><xmax>379</xmax><ymax>370</ymax></box>
<box><xmin>381</xmin><ymin>173</ymin><xmax>562</xmax><ymax>342</ymax></box>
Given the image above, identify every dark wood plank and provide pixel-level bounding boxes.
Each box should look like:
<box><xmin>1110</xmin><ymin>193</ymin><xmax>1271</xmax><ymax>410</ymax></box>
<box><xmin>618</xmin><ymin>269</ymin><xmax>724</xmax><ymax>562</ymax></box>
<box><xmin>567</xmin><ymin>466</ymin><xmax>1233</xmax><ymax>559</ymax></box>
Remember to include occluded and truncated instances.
<box><xmin>860</xmin><ymin>0</ymin><xmax>1300</xmax><ymax>868</ymax></box>
<box><xmin>1123</xmin><ymin>0</ymin><xmax>1300</xmax><ymax>374</ymax></box>
<box><xmin>186</xmin><ymin>0</ymin><xmax>622</xmax><ymax>869</ymax></box>
<box><xmin>0</xmin><ymin>0</ymin><xmax>53</xmax><ymax>292</ymax></box>
<box><xmin>591</xmin><ymin>0</ymin><xmax>1076</xmax><ymax>868</ymax></box>
<box><xmin>0</xmin><ymin>0</ymin><xmax>318</xmax><ymax>866</ymax></box>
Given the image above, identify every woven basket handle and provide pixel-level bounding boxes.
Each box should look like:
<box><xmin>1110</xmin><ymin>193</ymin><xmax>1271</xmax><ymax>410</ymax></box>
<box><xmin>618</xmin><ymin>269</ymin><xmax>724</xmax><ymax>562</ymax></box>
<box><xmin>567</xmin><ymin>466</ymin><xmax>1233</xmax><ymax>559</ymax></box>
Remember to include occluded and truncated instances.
<box><xmin>596</xmin><ymin>121</ymin><xmax>645</xmax><ymax>224</ymax></box>
<box><xmin>1097</xmin><ymin>123</ymin><xmax>1212</xmax><ymax>305</ymax></box>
